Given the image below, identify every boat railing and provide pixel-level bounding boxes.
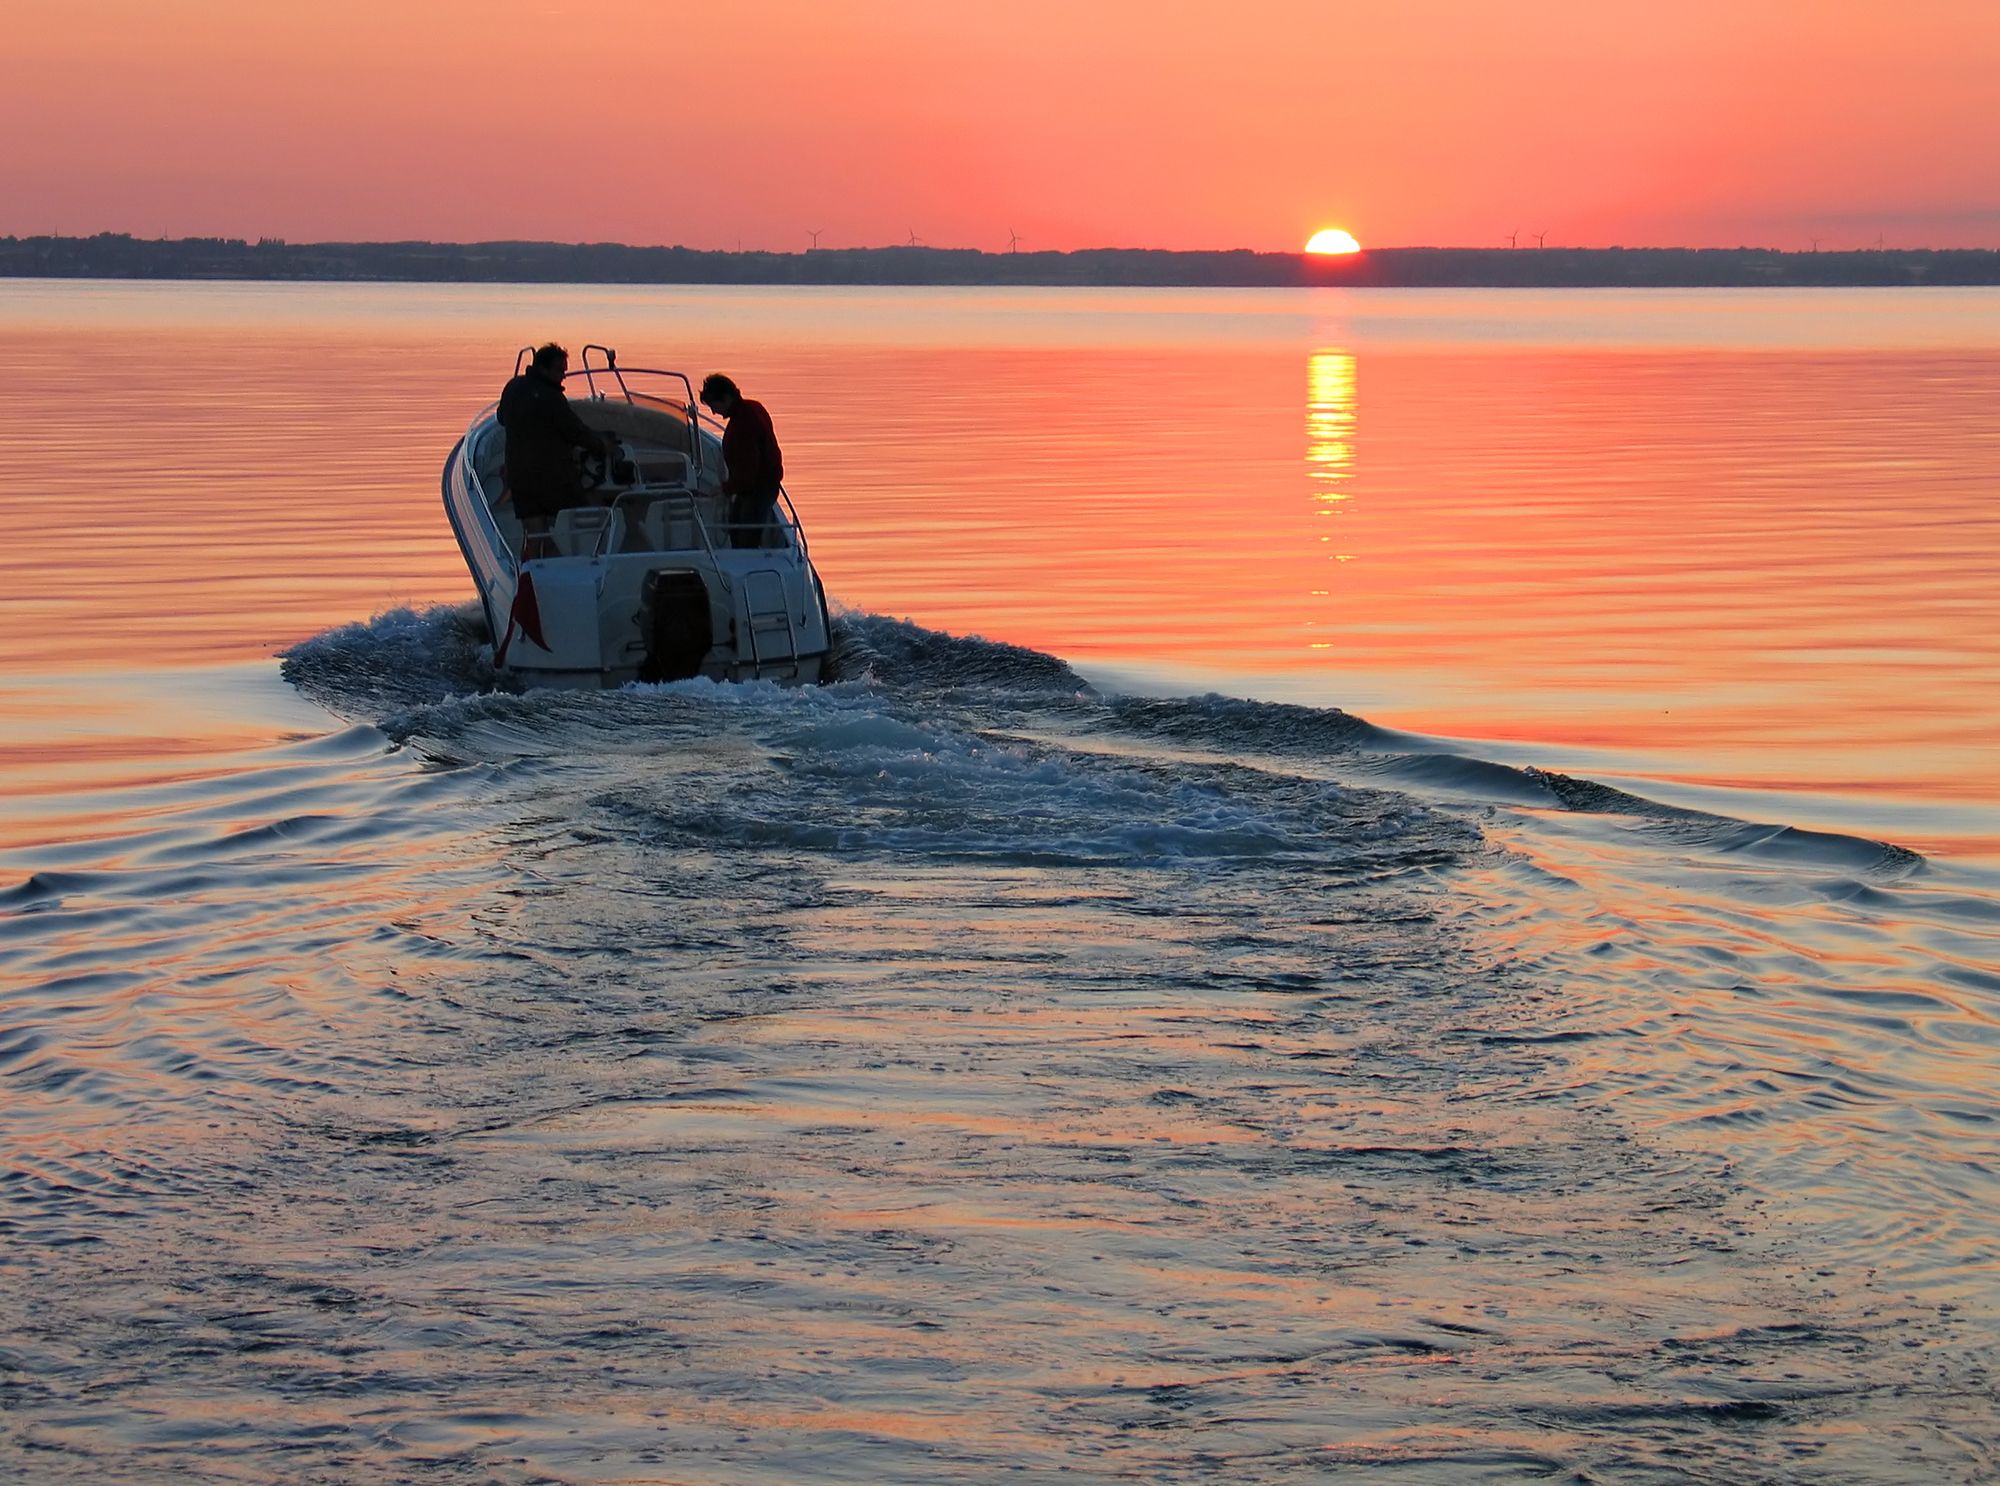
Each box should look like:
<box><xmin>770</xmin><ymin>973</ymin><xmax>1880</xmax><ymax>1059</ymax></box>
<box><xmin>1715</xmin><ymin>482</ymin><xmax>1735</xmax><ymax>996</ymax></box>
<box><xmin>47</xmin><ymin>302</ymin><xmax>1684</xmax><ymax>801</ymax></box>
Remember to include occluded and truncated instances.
<box><xmin>511</xmin><ymin>345</ymin><xmax>697</xmax><ymax>418</ymax></box>
<box><xmin>776</xmin><ymin>490</ymin><xmax>809</xmax><ymax>565</ymax></box>
<box><xmin>482</xmin><ymin>350</ymin><xmax>812</xmax><ymax>562</ymax></box>
<box><xmin>575</xmin><ymin>346</ymin><xmax>705</xmax><ymax>479</ymax></box>
<box><xmin>465</xmin><ymin>418</ymin><xmax>503</xmax><ymax>506</ymax></box>
<box><xmin>611</xmin><ymin>492</ymin><xmax>805</xmax><ymax>561</ymax></box>
<box><xmin>606</xmin><ymin>490</ymin><xmax>723</xmax><ymax>562</ymax></box>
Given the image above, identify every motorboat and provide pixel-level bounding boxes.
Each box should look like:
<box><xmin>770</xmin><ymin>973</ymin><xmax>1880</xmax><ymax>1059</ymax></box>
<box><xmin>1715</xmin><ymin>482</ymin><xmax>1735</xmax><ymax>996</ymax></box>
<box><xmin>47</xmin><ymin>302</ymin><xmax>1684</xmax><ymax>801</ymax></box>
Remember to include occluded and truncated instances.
<box><xmin>442</xmin><ymin>345</ymin><xmax>831</xmax><ymax>687</ymax></box>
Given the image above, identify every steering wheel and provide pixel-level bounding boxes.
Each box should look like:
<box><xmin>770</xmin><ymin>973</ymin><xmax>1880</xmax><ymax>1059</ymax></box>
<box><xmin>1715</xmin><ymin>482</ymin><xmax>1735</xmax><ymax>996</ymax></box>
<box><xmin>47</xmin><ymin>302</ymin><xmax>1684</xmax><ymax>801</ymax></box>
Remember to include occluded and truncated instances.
<box><xmin>578</xmin><ymin>442</ymin><xmax>610</xmax><ymax>491</ymax></box>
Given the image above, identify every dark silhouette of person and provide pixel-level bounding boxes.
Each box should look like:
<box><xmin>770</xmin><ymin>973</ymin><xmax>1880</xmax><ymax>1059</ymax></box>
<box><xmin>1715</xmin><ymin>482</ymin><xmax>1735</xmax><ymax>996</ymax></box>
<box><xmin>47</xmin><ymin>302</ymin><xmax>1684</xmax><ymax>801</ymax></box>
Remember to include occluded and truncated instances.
<box><xmin>700</xmin><ymin>373</ymin><xmax>784</xmax><ymax>549</ymax></box>
<box><xmin>498</xmin><ymin>343</ymin><xmax>612</xmax><ymax>550</ymax></box>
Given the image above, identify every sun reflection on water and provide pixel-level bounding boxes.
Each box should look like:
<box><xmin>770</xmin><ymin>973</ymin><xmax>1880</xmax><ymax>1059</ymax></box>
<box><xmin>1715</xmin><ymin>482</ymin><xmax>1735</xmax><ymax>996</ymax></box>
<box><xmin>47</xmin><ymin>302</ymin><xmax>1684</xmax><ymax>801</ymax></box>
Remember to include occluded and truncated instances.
<box><xmin>1307</xmin><ymin>347</ymin><xmax>1356</xmax><ymax>504</ymax></box>
<box><xmin>1305</xmin><ymin>349</ymin><xmax>1358</xmax><ymax>647</ymax></box>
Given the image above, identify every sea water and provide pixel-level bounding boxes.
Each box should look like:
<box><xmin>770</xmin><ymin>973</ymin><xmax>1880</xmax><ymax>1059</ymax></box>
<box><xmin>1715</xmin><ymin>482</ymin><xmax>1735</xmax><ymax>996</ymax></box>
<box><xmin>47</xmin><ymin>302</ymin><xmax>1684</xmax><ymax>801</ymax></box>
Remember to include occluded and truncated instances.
<box><xmin>2</xmin><ymin>281</ymin><xmax>1997</xmax><ymax>1482</ymax></box>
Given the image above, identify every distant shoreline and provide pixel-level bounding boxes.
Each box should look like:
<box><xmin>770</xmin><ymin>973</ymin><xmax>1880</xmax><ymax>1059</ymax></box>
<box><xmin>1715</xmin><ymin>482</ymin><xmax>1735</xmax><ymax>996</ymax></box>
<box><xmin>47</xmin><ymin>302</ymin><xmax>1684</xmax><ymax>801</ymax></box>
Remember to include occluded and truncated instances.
<box><xmin>5</xmin><ymin>234</ymin><xmax>1999</xmax><ymax>288</ymax></box>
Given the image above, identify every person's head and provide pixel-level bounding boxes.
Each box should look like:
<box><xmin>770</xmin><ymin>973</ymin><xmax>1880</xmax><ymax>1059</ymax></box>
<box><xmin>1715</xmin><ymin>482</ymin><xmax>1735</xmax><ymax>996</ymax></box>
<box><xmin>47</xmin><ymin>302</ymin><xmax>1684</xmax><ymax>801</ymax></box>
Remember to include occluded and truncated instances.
<box><xmin>532</xmin><ymin>343</ymin><xmax>569</xmax><ymax>381</ymax></box>
<box><xmin>700</xmin><ymin>373</ymin><xmax>741</xmax><ymax>417</ymax></box>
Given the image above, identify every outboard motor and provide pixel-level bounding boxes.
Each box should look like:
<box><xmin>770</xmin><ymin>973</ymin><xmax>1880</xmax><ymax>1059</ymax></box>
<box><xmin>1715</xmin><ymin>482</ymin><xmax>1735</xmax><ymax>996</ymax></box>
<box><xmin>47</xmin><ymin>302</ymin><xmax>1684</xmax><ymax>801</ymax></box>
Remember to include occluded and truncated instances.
<box><xmin>638</xmin><ymin>568</ymin><xmax>714</xmax><ymax>683</ymax></box>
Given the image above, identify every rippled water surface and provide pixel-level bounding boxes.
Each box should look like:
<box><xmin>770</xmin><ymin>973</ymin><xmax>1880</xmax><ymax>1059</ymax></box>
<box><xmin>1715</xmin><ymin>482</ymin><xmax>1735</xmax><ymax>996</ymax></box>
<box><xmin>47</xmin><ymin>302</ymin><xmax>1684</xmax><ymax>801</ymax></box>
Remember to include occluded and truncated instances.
<box><xmin>2</xmin><ymin>281</ymin><xmax>1997</xmax><ymax>1482</ymax></box>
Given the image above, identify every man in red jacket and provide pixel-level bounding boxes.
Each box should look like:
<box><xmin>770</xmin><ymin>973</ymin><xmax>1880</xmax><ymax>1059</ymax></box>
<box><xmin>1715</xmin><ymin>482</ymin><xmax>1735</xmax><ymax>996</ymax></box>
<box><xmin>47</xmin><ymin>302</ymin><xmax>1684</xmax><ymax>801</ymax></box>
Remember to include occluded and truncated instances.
<box><xmin>700</xmin><ymin>373</ymin><xmax>784</xmax><ymax>548</ymax></box>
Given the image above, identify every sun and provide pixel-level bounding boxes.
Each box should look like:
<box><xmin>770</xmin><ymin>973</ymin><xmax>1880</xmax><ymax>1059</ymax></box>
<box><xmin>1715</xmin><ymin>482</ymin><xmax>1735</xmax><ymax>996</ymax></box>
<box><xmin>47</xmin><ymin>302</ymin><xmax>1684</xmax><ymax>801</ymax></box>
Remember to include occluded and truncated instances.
<box><xmin>1305</xmin><ymin>228</ymin><xmax>1362</xmax><ymax>255</ymax></box>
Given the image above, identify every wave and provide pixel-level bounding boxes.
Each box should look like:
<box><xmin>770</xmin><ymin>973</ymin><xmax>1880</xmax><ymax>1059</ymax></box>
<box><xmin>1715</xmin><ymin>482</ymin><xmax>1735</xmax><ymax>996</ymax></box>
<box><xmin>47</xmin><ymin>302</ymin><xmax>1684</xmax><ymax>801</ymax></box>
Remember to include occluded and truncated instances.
<box><xmin>827</xmin><ymin>608</ymin><xmax>1093</xmax><ymax>699</ymax></box>
<box><xmin>280</xmin><ymin>601</ymin><xmax>496</xmax><ymax>715</ymax></box>
<box><xmin>279</xmin><ymin>604</ymin><xmax>1923</xmax><ymax>881</ymax></box>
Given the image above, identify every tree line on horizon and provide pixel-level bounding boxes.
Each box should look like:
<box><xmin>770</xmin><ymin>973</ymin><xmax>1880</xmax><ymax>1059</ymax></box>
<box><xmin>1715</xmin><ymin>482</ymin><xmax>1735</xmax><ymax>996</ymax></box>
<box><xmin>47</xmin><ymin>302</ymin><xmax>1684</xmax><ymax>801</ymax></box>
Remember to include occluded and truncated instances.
<box><xmin>3</xmin><ymin>233</ymin><xmax>1996</xmax><ymax>287</ymax></box>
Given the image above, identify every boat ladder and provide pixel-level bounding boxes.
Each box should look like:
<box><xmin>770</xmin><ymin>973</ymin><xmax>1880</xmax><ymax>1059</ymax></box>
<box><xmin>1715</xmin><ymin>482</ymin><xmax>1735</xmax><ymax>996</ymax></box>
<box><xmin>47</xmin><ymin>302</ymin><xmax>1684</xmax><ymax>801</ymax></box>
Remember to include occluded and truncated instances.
<box><xmin>740</xmin><ymin>569</ymin><xmax>799</xmax><ymax>677</ymax></box>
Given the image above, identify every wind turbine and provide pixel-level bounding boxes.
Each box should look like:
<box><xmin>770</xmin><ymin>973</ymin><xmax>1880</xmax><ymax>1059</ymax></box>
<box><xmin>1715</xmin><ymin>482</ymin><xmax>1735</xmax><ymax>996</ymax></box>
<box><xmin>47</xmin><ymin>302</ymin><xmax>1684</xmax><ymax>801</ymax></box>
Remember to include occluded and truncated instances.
<box><xmin>906</xmin><ymin>228</ymin><xmax>922</xmax><ymax>247</ymax></box>
<box><xmin>1532</xmin><ymin>230</ymin><xmax>1547</xmax><ymax>248</ymax></box>
<box><xmin>1006</xmin><ymin>228</ymin><xmax>1021</xmax><ymax>253</ymax></box>
<box><xmin>807</xmin><ymin>229</ymin><xmax>822</xmax><ymax>250</ymax></box>
<box><xmin>1506</xmin><ymin>228</ymin><xmax>1519</xmax><ymax>249</ymax></box>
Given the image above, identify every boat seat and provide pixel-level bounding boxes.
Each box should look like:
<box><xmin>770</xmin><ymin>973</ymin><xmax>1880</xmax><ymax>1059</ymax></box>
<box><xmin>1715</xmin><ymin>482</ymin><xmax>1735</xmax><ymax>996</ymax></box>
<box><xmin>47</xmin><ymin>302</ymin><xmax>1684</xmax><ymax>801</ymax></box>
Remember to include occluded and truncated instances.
<box><xmin>640</xmin><ymin>496</ymin><xmax>707</xmax><ymax>552</ymax></box>
<box><xmin>550</xmin><ymin>506</ymin><xmax>624</xmax><ymax>557</ymax></box>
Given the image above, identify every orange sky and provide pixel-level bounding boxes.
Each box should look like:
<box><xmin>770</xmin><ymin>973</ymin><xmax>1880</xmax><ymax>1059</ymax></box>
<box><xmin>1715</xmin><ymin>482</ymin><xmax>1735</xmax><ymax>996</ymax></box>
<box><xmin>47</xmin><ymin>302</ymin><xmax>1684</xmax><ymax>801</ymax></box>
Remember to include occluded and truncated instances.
<box><xmin>3</xmin><ymin>0</ymin><xmax>1996</xmax><ymax>252</ymax></box>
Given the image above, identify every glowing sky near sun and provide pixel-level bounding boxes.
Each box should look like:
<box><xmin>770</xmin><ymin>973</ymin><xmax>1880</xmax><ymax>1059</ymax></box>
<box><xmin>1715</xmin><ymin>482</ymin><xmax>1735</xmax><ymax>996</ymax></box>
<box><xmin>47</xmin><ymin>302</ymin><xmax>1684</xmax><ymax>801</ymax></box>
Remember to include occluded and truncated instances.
<box><xmin>2</xmin><ymin>0</ymin><xmax>1996</xmax><ymax>251</ymax></box>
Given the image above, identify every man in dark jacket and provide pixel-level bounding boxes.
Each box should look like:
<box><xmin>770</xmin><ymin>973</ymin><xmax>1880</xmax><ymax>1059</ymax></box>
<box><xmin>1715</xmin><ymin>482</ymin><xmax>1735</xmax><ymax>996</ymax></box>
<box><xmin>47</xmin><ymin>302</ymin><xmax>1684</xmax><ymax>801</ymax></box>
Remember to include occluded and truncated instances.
<box><xmin>700</xmin><ymin>373</ymin><xmax>784</xmax><ymax>548</ymax></box>
<box><xmin>498</xmin><ymin>344</ymin><xmax>612</xmax><ymax>548</ymax></box>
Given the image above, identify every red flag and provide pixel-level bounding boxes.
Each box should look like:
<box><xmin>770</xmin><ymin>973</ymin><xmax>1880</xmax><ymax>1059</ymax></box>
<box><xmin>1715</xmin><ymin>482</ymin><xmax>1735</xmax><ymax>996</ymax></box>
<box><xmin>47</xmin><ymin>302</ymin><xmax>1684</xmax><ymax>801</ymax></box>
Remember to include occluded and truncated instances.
<box><xmin>494</xmin><ymin>567</ymin><xmax>550</xmax><ymax>668</ymax></box>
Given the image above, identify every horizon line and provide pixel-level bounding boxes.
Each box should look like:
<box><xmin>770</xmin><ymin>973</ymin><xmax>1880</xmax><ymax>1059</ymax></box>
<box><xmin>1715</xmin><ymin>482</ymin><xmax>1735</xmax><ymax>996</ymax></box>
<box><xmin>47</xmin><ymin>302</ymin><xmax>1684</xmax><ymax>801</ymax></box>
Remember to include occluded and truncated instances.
<box><xmin>8</xmin><ymin>231</ymin><xmax>2000</xmax><ymax>257</ymax></box>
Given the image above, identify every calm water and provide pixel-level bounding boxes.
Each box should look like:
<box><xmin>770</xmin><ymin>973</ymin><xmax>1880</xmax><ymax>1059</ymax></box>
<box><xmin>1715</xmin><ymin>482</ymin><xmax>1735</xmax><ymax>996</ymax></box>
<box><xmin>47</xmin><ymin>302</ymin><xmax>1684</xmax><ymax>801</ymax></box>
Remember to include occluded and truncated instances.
<box><xmin>2</xmin><ymin>281</ymin><xmax>1997</xmax><ymax>1482</ymax></box>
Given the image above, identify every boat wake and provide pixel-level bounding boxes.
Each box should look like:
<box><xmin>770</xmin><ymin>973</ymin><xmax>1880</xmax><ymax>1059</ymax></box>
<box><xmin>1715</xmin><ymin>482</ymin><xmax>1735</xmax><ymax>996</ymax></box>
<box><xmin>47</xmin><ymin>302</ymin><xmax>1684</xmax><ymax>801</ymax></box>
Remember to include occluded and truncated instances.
<box><xmin>281</xmin><ymin>602</ymin><xmax>1927</xmax><ymax>881</ymax></box>
<box><xmin>1</xmin><ymin>606</ymin><xmax>1988</xmax><ymax>1483</ymax></box>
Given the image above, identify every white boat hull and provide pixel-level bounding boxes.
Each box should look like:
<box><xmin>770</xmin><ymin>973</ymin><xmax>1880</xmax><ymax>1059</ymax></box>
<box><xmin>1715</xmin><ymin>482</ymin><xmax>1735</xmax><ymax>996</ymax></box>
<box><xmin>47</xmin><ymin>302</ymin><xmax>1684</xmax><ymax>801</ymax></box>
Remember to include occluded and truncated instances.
<box><xmin>442</xmin><ymin>372</ymin><xmax>832</xmax><ymax>688</ymax></box>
